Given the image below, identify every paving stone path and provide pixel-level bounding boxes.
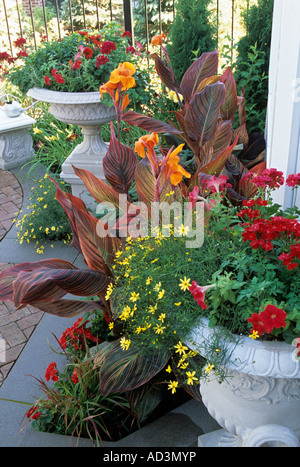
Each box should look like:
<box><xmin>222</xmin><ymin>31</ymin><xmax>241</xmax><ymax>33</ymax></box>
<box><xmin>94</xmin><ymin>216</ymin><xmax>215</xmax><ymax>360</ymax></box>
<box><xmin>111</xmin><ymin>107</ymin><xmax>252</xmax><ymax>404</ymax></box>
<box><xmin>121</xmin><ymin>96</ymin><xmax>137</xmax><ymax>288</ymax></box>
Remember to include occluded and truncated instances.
<box><xmin>0</xmin><ymin>170</ymin><xmax>43</xmax><ymax>386</ymax></box>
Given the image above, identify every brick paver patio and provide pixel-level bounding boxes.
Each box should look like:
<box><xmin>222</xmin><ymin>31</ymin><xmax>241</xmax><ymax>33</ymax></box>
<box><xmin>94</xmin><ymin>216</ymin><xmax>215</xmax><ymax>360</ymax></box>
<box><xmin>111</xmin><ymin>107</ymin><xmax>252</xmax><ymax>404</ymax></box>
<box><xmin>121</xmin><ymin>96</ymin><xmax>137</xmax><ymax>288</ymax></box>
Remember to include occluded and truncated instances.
<box><xmin>0</xmin><ymin>170</ymin><xmax>43</xmax><ymax>386</ymax></box>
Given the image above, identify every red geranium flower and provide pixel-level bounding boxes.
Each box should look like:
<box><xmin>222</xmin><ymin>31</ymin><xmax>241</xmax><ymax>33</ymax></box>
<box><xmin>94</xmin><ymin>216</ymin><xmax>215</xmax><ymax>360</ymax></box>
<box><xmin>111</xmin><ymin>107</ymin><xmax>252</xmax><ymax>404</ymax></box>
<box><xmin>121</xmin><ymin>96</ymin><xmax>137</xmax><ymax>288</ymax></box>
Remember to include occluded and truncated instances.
<box><xmin>286</xmin><ymin>173</ymin><xmax>300</xmax><ymax>188</ymax></box>
<box><xmin>44</xmin><ymin>75</ymin><xmax>51</xmax><ymax>85</ymax></box>
<box><xmin>55</xmin><ymin>73</ymin><xmax>65</xmax><ymax>84</ymax></box>
<box><xmin>100</xmin><ymin>40</ymin><xmax>116</xmax><ymax>55</ymax></box>
<box><xmin>95</xmin><ymin>54</ymin><xmax>109</xmax><ymax>68</ymax></box>
<box><xmin>71</xmin><ymin>368</ymin><xmax>79</xmax><ymax>385</ymax></box>
<box><xmin>83</xmin><ymin>46</ymin><xmax>93</xmax><ymax>59</ymax></box>
<box><xmin>26</xmin><ymin>406</ymin><xmax>41</xmax><ymax>420</ymax></box>
<box><xmin>13</xmin><ymin>37</ymin><xmax>26</xmax><ymax>48</ymax></box>
<box><xmin>122</xmin><ymin>31</ymin><xmax>132</xmax><ymax>38</ymax></box>
<box><xmin>45</xmin><ymin>362</ymin><xmax>59</xmax><ymax>382</ymax></box>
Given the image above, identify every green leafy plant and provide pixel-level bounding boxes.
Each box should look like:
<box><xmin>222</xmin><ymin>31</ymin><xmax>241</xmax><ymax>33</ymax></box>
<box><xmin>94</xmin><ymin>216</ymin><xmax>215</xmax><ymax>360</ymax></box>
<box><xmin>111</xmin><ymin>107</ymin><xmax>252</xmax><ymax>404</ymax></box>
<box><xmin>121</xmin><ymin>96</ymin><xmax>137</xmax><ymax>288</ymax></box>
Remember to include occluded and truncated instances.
<box><xmin>167</xmin><ymin>0</ymin><xmax>217</xmax><ymax>82</ymax></box>
<box><xmin>6</xmin><ymin>21</ymin><xmax>154</xmax><ymax>104</ymax></box>
<box><xmin>14</xmin><ymin>173</ymin><xmax>72</xmax><ymax>254</ymax></box>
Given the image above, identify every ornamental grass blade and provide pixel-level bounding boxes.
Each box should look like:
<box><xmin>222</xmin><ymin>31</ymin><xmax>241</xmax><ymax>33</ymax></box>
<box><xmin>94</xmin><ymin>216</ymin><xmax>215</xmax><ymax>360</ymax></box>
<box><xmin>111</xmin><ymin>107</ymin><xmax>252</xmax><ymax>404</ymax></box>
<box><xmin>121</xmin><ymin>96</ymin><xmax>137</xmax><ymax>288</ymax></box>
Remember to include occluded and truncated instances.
<box><xmin>184</xmin><ymin>82</ymin><xmax>226</xmax><ymax>147</ymax></box>
<box><xmin>122</xmin><ymin>110</ymin><xmax>181</xmax><ymax>134</ymax></box>
<box><xmin>0</xmin><ymin>259</ymin><xmax>77</xmax><ymax>301</ymax></box>
<box><xmin>12</xmin><ymin>267</ymin><xmax>111</xmax><ymax>308</ymax></box>
<box><xmin>97</xmin><ymin>339</ymin><xmax>170</xmax><ymax>394</ymax></box>
<box><xmin>103</xmin><ymin>123</ymin><xmax>137</xmax><ymax>194</ymax></box>
<box><xmin>180</xmin><ymin>50</ymin><xmax>219</xmax><ymax>102</ymax></box>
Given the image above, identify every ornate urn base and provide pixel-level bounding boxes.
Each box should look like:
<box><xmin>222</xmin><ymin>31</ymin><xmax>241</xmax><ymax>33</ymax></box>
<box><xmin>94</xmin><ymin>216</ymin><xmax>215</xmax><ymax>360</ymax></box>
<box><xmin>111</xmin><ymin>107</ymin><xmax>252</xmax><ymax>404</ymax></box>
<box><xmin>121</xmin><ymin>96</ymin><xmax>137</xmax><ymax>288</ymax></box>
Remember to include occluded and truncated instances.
<box><xmin>28</xmin><ymin>88</ymin><xmax>116</xmax><ymax>207</ymax></box>
<box><xmin>187</xmin><ymin>318</ymin><xmax>300</xmax><ymax>447</ymax></box>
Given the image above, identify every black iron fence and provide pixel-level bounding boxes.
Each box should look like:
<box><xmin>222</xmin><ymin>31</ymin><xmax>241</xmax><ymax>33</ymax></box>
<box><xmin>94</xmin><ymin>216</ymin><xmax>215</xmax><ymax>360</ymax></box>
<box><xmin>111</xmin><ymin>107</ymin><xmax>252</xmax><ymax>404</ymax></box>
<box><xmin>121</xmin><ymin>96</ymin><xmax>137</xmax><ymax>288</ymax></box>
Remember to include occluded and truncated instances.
<box><xmin>1</xmin><ymin>0</ymin><xmax>257</xmax><ymax>57</ymax></box>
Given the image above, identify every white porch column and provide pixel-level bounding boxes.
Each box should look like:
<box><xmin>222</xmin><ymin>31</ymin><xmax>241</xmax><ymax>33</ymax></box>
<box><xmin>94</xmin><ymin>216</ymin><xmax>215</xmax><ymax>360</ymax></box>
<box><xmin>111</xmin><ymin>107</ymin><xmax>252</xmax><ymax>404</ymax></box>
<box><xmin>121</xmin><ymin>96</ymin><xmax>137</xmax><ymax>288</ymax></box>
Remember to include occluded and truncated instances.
<box><xmin>266</xmin><ymin>0</ymin><xmax>300</xmax><ymax>208</ymax></box>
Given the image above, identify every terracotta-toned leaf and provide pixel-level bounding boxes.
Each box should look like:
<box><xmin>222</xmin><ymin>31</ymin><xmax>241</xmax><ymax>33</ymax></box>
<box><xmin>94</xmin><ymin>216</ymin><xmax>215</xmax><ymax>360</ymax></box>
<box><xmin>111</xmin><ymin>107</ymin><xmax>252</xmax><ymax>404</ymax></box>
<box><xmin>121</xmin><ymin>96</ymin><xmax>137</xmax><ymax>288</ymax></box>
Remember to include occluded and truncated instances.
<box><xmin>0</xmin><ymin>259</ymin><xmax>77</xmax><ymax>301</ymax></box>
<box><xmin>134</xmin><ymin>158</ymin><xmax>156</xmax><ymax>208</ymax></box>
<box><xmin>151</xmin><ymin>52</ymin><xmax>181</xmax><ymax>93</ymax></box>
<box><xmin>103</xmin><ymin>123</ymin><xmax>137</xmax><ymax>194</ymax></box>
<box><xmin>180</xmin><ymin>50</ymin><xmax>219</xmax><ymax>102</ymax></box>
<box><xmin>97</xmin><ymin>338</ymin><xmax>170</xmax><ymax>394</ymax></box>
<box><xmin>198</xmin><ymin>135</ymin><xmax>239</xmax><ymax>176</ymax></box>
<box><xmin>122</xmin><ymin>110</ymin><xmax>181</xmax><ymax>134</ymax></box>
<box><xmin>219</xmin><ymin>68</ymin><xmax>238</xmax><ymax>121</ymax></box>
<box><xmin>72</xmin><ymin>165</ymin><xmax>123</xmax><ymax>209</ymax></box>
<box><xmin>12</xmin><ymin>267</ymin><xmax>111</xmax><ymax>308</ymax></box>
<box><xmin>184</xmin><ymin>82</ymin><xmax>226</xmax><ymax>147</ymax></box>
<box><xmin>30</xmin><ymin>298</ymin><xmax>104</xmax><ymax>317</ymax></box>
<box><xmin>195</xmin><ymin>75</ymin><xmax>220</xmax><ymax>94</ymax></box>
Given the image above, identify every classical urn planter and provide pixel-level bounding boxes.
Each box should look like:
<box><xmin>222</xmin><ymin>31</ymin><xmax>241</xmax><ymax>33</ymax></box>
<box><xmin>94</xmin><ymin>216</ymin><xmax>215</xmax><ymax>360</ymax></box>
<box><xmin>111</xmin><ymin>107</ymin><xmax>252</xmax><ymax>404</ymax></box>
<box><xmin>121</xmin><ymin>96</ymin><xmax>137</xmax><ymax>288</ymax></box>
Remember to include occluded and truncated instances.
<box><xmin>27</xmin><ymin>88</ymin><xmax>116</xmax><ymax>207</ymax></box>
<box><xmin>187</xmin><ymin>318</ymin><xmax>300</xmax><ymax>447</ymax></box>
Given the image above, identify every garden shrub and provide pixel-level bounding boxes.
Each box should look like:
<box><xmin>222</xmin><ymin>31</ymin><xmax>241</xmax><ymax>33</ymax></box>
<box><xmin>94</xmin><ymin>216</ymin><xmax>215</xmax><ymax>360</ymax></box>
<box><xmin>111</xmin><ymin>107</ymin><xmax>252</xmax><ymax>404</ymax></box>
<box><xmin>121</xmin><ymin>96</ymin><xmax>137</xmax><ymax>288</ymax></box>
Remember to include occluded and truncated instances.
<box><xmin>166</xmin><ymin>0</ymin><xmax>217</xmax><ymax>82</ymax></box>
<box><xmin>234</xmin><ymin>0</ymin><xmax>274</xmax><ymax>134</ymax></box>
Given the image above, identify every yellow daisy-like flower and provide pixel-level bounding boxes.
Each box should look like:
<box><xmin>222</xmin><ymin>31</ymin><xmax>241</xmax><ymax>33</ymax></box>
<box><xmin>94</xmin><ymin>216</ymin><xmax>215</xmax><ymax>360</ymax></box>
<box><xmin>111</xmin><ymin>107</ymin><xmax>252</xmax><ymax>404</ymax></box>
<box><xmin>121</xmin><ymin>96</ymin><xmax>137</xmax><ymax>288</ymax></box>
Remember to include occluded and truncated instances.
<box><xmin>108</xmin><ymin>322</ymin><xmax>114</xmax><ymax>330</ymax></box>
<box><xmin>179</xmin><ymin>277</ymin><xmax>191</xmax><ymax>291</ymax></box>
<box><xmin>186</xmin><ymin>371</ymin><xmax>198</xmax><ymax>385</ymax></box>
<box><xmin>174</xmin><ymin>341</ymin><xmax>189</xmax><ymax>355</ymax></box>
<box><xmin>154</xmin><ymin>324</ymin><xmax>165</xmax><ymax>334</ymax></box>
<box><xmin>146</xmin><ymin>277</ymin><xmax>152</xmax><ymax>285</ymax></box>
<box><xmin>176</xmin><ymin>224</ymin><xmax>190</xmax><ymax>237</ymax></box>
<box><xmin>158</xmin><ymin>313</ymin><xmax>166</xmax><ymax>322</ymax></box>
<box><xmin>120</xmin><ymin>336</ymin><xmax>131</xmax><ymax>351</ymax></box>
<box><xmin>105</xmin><ymin>282</ymin><xmax>114</xmax><ymax>301</ymax></box>
<box><xmin>249</xmin><ymin>330</ymin><xmax>259</xmax><ymax>340</ymax></box>
<box><xmin>154</xmin><ymin>282</ymin><xmax>162</xmax><ymax>292</ymax></box>
<box><xmin>129</xmin><ymin>291</ymin><xmax>140</xmax><ymax>302</ymax></box>
<box><xmin>168</xmin><ymin>380</ymin><xmax>178</xmax><ymax>394</ymax></box>
<box><xmin>148</xmin><ymin>304</ymin><xmax>157</xmax><ymax>314</ymax></box>
<box><xmin>204</xmin><ymin>363</ymin><xmax>215</xmax><ymax>375</ymax></box>
<box><xmin>157</xmin><ymin>289</ymin><xmax>165</xmax><ymax>299</ymax></box>
<box><xmin>165</xmin><ymin>365</ymin><xmax>172</xmax><ymax>373</ymax></box>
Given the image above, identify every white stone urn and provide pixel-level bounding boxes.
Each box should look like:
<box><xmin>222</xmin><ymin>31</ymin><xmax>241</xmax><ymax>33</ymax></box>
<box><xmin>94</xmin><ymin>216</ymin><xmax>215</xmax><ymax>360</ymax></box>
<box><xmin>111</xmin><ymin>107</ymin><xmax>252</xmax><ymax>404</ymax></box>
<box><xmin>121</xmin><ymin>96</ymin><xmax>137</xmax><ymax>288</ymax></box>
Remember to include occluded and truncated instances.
<box><xmin>27</xmin><ymin>87</ymin><xmax>116</xmax><ymax>207</ymax></box>
<box><xmin>187</xmin><ymin>317</ymin><xmax>300</xmax><ymax>447</ymax></box>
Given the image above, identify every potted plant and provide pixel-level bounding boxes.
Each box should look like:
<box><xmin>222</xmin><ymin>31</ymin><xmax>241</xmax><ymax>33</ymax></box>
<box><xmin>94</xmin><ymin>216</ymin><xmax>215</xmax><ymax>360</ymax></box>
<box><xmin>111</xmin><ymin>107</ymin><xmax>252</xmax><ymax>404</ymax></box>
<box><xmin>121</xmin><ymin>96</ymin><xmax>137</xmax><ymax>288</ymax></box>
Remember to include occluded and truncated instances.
<box><xmin>6</xmin><ymin>22</ymin><xmax>154</xmax><ymax>202</ymax></box>
<box><xmin>107</xmin><ymin>169</ymin><xmax>300</xmax><ymax>447</ymax></box>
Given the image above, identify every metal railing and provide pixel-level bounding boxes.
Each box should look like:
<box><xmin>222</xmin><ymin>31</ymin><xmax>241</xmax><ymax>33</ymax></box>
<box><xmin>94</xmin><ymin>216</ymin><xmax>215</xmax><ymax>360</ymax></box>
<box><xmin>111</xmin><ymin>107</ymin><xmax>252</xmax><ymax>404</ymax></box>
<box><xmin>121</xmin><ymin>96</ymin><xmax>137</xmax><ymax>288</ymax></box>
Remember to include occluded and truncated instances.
<box><xmin>1</xmin><ymin>0</ymin><xmax>257</xmax><ymax>57</ymax></box>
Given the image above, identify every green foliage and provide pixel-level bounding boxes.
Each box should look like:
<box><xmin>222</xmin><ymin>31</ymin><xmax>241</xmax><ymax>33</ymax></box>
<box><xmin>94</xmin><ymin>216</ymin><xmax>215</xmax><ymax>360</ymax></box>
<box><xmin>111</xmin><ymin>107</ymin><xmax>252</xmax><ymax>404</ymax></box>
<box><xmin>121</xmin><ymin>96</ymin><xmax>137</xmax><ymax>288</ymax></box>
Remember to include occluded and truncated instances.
<box><xmin>133</xmin><ymin>0</ymin><xmax>174</xmax><ymax>42</ymax></box>
<box><xmin>166</xmin><ymin>0</ymin><xmax>217</xmax><ymax>82</ymax></box>
<box><xmin>7</xmin><ymin>22</ymin><xmax>154</xmax><ymax>101</ymax></box>
<box><xmin>59</xmin><ymin>0</ymin><xmax>123</xmax><ymax>31</ymax></box>
<box><xmin>15</xmin><ymin>173</ymin><xmax>72</xmax><ymax>253</ymax></box>
<box><xmin>234</xmin><ymin>0</ymin><xmax>274</xmax><ymax>134</ymax></box>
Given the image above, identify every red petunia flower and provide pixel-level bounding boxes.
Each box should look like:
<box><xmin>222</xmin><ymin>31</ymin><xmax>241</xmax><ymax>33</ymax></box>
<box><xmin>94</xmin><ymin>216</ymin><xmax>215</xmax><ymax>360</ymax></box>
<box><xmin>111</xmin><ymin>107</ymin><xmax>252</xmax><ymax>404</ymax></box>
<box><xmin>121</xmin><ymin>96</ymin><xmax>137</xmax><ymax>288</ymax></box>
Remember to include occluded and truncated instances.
<box><xmin>247</xmin><ymin>312</ymin><xmax>266</xmax><ymax>336</ymax></box>
<box><xmin>259</xmin><ymin>304</ymin><xmax>287</xmax><ymax>333</ymax></box>
<box><xmin>188</xmin><ymin>281</ymin><xmax>215</xmax><ymax>310</ymax></box>
<box><xmin>26</xmin><ymin>406</ymin><xmax>41</xmax><ymax>420</ymax></box>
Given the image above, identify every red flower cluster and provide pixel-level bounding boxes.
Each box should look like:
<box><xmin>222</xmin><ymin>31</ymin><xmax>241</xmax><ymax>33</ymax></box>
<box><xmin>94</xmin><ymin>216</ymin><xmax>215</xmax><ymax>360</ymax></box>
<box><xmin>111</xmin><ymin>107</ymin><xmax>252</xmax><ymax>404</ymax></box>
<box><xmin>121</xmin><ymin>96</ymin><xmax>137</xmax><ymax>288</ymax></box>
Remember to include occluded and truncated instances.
<box><xmin>83</xmin><ymin>46</ymin><xmax>93</xmax><ymax>59</ymax></box>
<box><xmin>44</xmin><ymin>68</ymin><xmax>65</xmax><ymax>86</ymax></box>
<box><xmin>13</xmin><ymin>37</ymin><xmax>26</xmax><ymax>48</ymax></box>
<box><xmin>69</xmin><ymin>59</ymin><xmax>82</xmax><ymax>70</ymax></box>
<box><xmin>71</xmin><ymin>368</ymin><xmax>79</xmax><ymax>385</ymax></box>
<box><xmin>95</xmin><ymin>54</ymin><xmax>109</xmax><ymax>68</ymax></box>
<box><xmin>241</xmin><ymin>215</ymin><xmax>300</xmax><ymax>267</ymax></box>
<box><xmin>59</xmin><ymin>317</ymin><xmax>98</xmax><ymax>352</ymax></box>
<box><xmin>26</xmin><ymin>405</ymin><xmax>41</xmax><ymax>420</ymax></box>
<box><xmin>45</xmin><ymin>362</ymin><xmax>59</xmax><ymax>382</ymax></box>
<box><xmin>247</xmin><ymin>304</ymin><xmax>287</xmax><ymax>336</ymax></box>
<box><xmin>250</xmin><ymin>168</ymin><xmax>284</xmax><ymax>189</ymax></box>
<box><xmin>100</xmin><ymin>40</ymin><xmax>116</xmax><ymax>55</ymax></box>
<box><xmin>286</xmin><ymin>173</ymin><xmax>300</xmax><ymax>188</ymax></box>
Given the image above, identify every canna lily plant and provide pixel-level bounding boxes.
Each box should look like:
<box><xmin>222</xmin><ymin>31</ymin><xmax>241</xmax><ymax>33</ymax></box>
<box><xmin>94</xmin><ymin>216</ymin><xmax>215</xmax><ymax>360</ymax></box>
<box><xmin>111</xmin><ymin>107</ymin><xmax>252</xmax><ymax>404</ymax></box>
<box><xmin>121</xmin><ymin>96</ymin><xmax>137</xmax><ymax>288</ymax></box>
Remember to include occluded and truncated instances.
<box><xmin>0</xmin><ymin>40</ymin><xmax>270</xmax><ymax>409</ymax></box>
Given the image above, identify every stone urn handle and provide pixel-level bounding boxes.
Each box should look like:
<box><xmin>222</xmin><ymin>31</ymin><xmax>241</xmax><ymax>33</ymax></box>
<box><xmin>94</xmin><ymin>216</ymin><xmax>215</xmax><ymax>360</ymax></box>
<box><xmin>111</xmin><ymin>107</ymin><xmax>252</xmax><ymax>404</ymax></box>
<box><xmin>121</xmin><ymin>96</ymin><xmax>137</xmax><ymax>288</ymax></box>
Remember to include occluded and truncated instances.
<box><xmin>242</xmin><ymin>424</ymin><xmax>300</xmax><ymax>447</ymax></box>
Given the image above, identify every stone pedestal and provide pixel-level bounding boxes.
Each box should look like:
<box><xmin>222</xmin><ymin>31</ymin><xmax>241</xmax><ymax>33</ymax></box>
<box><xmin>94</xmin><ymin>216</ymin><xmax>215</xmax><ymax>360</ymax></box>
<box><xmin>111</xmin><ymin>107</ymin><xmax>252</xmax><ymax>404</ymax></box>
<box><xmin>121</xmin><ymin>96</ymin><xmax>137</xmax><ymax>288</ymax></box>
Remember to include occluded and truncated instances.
<box><xmin>27</xmin><ymin>88</ymin><xmax>116</xmax><ymax>209</ymax></box>
<box><xmin>0</xmin><ymin>111</ymin><xmax>35</xmax><ymax>170</ymax></box>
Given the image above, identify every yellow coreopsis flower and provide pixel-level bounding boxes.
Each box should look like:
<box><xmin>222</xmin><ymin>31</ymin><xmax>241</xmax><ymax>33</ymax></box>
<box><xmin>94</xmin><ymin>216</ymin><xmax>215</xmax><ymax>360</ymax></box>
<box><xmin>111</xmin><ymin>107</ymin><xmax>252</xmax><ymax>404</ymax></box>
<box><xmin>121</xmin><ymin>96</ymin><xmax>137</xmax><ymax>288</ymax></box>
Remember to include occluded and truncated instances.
<box><xmin>174</xmin><ymin>341</ymin><xmax>188</xmax><ymax>355</ymax></box>
<box><xmin>129</xmin><ymin>291</ymin><xmax>140</xmax><ymax>302</ymax></box>
<box><xmin>168</xmin><ymin>380</ymin><xmax>178</xmax><ymax>394</ymax></box>
<box><xmin>186</xmin><ymin>371</ymin><xmax>198</xmax><ymax>385</ymax></box>
<box><xmin>120</xmin><ymin>336</ymin><xmax>131</xmax><ymax>351</ymax></box>
<box><xmin>157</xmin><ymin>289</ymin><xmax>165</xmax><ymax>299</ymax></box>
<box><xmin>179</xmin><ymin>277</ymin><xmax>191</xmax><ymax>291</ymax></box>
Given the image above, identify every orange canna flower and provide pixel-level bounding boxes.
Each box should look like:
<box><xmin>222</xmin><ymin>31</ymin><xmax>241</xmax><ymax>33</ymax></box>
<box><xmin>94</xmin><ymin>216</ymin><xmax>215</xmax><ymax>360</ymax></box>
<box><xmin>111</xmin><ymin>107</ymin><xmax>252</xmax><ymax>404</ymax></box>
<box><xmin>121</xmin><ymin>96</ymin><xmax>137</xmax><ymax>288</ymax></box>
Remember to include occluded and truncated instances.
<box><xmin>135</xmin><ymin>133</ymin><xmax>160</xmax><ymax>168</ymax></box>
<box><xmin>162</xmin><ymin>144</ymin><xmax>191</xmax><ymax>186</ymax></box>
<box><xmin>151</xmin><ymin>32</ymin><xmax>166</xmax><ymax>46</ymax></box>
<box><xmin>99</xmin><ymin>80</ymin><xmax>118</xmax><ymax>100</ymax></box>
<box><xmin>109</xmin><ymin>62</ymin><xmax>136</xmax><ymax>91</ymax></box>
